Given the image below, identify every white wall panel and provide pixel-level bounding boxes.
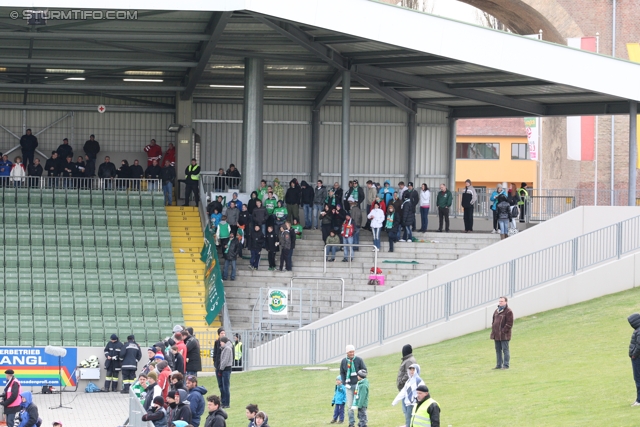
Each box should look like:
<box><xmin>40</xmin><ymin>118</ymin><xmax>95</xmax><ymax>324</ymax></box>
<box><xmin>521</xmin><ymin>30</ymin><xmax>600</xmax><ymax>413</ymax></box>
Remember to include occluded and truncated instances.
<box><xmin>415</xmin><ymin>108</ymin><xmax>450</xmax><ymax>190</ymax></box>
<box><xmin>193</xmin><ymin>103</ymin><xmax>243</xmax><ymax>172</ymax></box>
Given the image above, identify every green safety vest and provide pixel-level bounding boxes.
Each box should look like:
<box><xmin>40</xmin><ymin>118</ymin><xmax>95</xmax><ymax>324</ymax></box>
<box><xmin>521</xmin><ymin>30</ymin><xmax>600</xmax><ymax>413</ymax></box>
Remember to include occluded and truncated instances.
<box><xmin>517</xmin><ymin>188</ymin><xmax>528</xmax><ymax>205</ymax></box>
<box><xmin>234</xmin><ymin>341</ymin><xmax>243</xmax><ymax>360</ymax></box>
<box><xmin>411</xmin><ymin>398</ymin><xmax>439</xmax><ymax>427</ymax></box>
<box><xmin>218</xmin><ymin>223</ymin><xmax>230</xmax><ymax>239</ymax></box>
<box><xmin>187</xmin><ymin>164</ymin><xmax>200</xmax><ymax>180</ymax></box>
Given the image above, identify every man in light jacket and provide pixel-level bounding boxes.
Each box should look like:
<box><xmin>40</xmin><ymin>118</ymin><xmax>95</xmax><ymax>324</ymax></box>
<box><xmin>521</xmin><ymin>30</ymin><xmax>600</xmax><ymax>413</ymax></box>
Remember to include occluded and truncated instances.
<box><xmin>218</xmin><ymin>337</ymin><xmax>233</xmax><ymax>409</ymax></box>
<box><xmin>312</xmin><ymin>180</ymin><xmax>327</xmax><ymax>230</ymax></box>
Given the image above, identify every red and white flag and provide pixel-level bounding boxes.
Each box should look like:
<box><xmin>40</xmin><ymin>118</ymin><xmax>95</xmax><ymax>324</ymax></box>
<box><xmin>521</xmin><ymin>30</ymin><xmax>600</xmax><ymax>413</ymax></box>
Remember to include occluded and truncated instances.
<box><xmin>566</xmin><ymin>37</ymin><xmax>597</xmax><ymax>161</ymax></box>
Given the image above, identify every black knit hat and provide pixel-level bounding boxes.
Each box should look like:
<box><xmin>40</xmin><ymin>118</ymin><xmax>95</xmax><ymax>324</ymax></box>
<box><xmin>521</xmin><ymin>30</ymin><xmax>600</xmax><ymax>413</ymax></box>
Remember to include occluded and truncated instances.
<box><xmin>416</xmin><ymin>384</ymin><xmax>429</xmax><ymax>392</ymax></box>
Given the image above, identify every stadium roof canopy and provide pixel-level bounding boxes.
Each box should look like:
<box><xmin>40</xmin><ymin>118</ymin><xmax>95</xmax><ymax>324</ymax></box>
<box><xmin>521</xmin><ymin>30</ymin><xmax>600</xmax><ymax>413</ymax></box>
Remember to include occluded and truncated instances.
<box><xmin>0</xmin><ymin>0</ymin><xmax>638</xmax><ymax>117</ymax></box>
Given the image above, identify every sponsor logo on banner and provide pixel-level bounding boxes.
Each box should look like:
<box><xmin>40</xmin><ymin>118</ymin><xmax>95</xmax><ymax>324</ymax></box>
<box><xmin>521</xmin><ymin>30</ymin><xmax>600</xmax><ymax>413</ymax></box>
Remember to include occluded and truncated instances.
<box><xmin>524</xmin><ymin>117</ymin><xmax>539</xmax><ymax>161</ymax></box>
<box><xmin>0</xmin><ymin>347</ymin><xmax>77</xmax><ymax>386</ymax></box>
<box><xmin>268</xmin><ymin>289</ymin><xmax>288</xmax><ymax>316</ymax></box>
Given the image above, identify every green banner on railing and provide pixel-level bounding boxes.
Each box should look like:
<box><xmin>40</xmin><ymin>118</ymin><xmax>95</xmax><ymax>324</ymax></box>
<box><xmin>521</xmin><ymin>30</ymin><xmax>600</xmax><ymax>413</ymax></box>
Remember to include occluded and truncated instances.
<box><xmin>201</xmin><ymin>225</ymin><xmax>225</xmax><ymax>324</ymax></box>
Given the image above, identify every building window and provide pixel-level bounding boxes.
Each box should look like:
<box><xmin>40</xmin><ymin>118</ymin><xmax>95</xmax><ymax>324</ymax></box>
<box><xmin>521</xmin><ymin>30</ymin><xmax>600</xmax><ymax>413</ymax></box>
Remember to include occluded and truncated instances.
<box><xmin>456</xmin><ymin>143</ymin><xmax>500</xmax><ymax>160</ymax></box>
<box><xmin>511</xmin><ymin>143</ymin><xmax>529</xmax><ymax>160</ymax></box>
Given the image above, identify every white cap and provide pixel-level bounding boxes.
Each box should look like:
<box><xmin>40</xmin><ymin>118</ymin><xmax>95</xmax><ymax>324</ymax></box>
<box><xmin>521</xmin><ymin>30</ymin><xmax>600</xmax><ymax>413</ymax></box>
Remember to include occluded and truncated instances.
<box><xmin>173</xmin><ymin>325</ymin><xmax>183</xmax><ymax>333</ymax></box>
<box><xmin>346</xmin><ymin>345</ymin><xmax>355</xmax><ymax>352</ymax></box>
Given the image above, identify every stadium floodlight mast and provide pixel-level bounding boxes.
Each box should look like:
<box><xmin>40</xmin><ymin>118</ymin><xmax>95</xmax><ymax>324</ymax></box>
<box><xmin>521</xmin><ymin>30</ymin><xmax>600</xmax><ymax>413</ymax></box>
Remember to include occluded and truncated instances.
<box><xmin>44</xmin><ymin>346</ymin><xmax>72</xmax><ymax>410</ymax></box>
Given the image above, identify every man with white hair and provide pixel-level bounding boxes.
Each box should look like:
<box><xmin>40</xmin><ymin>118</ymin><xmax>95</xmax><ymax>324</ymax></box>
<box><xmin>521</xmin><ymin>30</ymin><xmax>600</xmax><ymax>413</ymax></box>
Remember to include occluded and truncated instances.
<box><xmin>339</xmin><ymin>345</ymin><xmax>367</xmax><ymax>427</ymax></box>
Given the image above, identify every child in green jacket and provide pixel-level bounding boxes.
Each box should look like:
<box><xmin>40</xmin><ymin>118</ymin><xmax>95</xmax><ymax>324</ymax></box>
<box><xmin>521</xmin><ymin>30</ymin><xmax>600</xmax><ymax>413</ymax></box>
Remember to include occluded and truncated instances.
<box><xmin>291</xmin><ymin>218</ymin><xmax>303</xmax><ymax>240</ymax></box>
<box><xmin>353</xmin><ymin>369</ymin><xmax>369</xmax><ymax>427</ymax></box>
<box><xmin>273</xmin><ymin>200</ymin><xmax>288</xmax><ymax>231</ymax></box>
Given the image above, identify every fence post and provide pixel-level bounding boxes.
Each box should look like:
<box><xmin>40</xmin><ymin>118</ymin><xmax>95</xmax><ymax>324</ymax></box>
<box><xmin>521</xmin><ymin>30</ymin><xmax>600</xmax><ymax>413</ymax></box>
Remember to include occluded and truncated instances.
<box><xmin>509</xmin><ymin>259</ymin><xmax>516</xmax><ymax>297</ymax></box>
<box><xmin>445</xmin><ymin>282</ymin><xmax>451</xmax><ymax>321</ymax></box>
<box><xmin>617</xmin><ymin>222</ymin><xmax>623</xmax><ymax>259</ymax></box>
<box><xmin>572</xmin><ymin>237</ymin><xmax>578</xmax><ymax>275</ymax></box>
<box><xmin>310</xmin><ymin>330</ymin><xmax>316</xmax><ymax>365</ymax></box>
<box><xmin>378</xmin><ymin>306</ymin><xmax>385</xmax><ymax>344</ymax></box>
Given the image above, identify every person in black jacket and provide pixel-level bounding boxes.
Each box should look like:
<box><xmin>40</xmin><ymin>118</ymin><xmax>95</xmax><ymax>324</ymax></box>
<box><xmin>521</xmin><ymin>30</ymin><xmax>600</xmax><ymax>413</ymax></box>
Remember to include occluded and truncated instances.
<box><xmin>44</xmin><ymin>152</ymin><xmax>61</xmax><ymax>188</ymax></box>
<box><xmin>103</xmin><ymin>334</ymin><xmax>123</xmax><ymax>392</ymax></box>
<box><xmin>248</xmin><ymin>225</ymin><xmax>265</xmax><ymax>270</ymax></box>
<box><xmin>19</xmin><ymin>129</ymin><xmax>38</xmax><ymax>171</ymax></box>
<box><xmin>84</xmin><ymin>155</ymin><xmax>95</xmax><ymax>177</ymax></box>
<box><xmin>27</xmin><ymin>158</ymin><xmax>43</xmax><ymax>188</ymax></box>
<box><xmin>146</xmin><ymin>159</ymin><xmax>162</xmax><ymax>192</ymax></box>
<box><xmin>129</xmin><ymin>159</ymin><xmax>144</xmax><ymax>190</ymax></box>
<box><xmin>98</xmin><ymin>156</ymin><xmax>117</xmax><ymax>190</ymax></box>
<box><xmin>120</xmin><ymin>335</ymin><xmax>142</xmax><ymax>394</ymax></box>
<box><xmin>207</xmin><ymin>196</ymin><xmax>224</xmax><ymax>217</ymax></box>
<box><xmin>284</xmin><ymin>179</ymin><xmax>302</xmax><ymax>223</ymax></box>
<box><xmin>117</xmin><ymin>159</ymin><xmax>131</xmax><ymax>191</ymax></box>
<box><xmin>83</xmin><ymin>134</ymin><xmax>100</xmax><ymax>161</ymax></box>
<box><xmin>183</xmin><ymin>328</ymin><xmax>202</xmax><ymax>376</ymax></box>
<box><xmin>264</xmin><ymin>225</ymin><xmax>279</xmax><ymax>271</ymax></box>
<box><xmin>385</xmin><ymin>205</ymin><xmax>400</xmax><ymax>252</ymax></box>
<box><xmin>1</xmin><ymin>369</ymin><xmax>21</xmax><ymax>427</ymax></box>
<box><xmin>184</xmin><ymin>158</ymin><xmax>201</xmax><ymax>206</ymax></box>
<box><xmin>251</xmin><ymin>200</ymin><xmax>268</xmax><ymax>236</ymax></box>
<box><xmin>61</xmin><ymin>155</ymin><xmax>76</xmax><ymax>189</ymax></box>
<box><xmin>629</xmin><ymin>313</ymin><xmax>640</xmax><ymax>406</ymax></box>
<box><xmin>400</xmin><ymin>193</ymin><xmax>415</xmax><ymax>242</ymax></box>
<box><xmin>222</xmin><ymin>233</ymin><xmax>239</xmax><ymax>281</ymax></box>
<box><xmin>56</xmin><ymin>138</ymin><xmax>73</xmax><ymax>160</ymax></box>
<box><xmin>204</xmin><ymin>395</ymin><xmax>228</xmax><ymax>427</ymax></box>
<box><xmin>161</xmin><ymin>159</ymin><xmax>176</xmax><ymax>206</ymax></box>
<box><xmin>406</xmin><ymin>182</ymin><xmax>420</xmax><ymax>232</ymax></box>
<box><xmin>142</xmin><ymin>396</ymin><xmax>167</xmax><ymax>426</ymax></box>
<box><xmin>300</xmin><ymin>181</ymin><xmax>314</xmax><ymax>229</ymax></box>
<box><xmin>225</xmin><ymin>163</ymin><xmax>241</xmax><ymax>189</ymax></box>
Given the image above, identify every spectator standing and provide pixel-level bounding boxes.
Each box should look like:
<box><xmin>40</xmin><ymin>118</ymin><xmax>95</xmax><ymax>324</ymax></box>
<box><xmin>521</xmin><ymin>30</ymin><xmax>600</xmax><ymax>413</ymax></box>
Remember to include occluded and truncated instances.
<box><xmin>163</xmin><ymin>142</ymin><xmax>176</xmax><ymax>167</ymax></box>
<box><xmin>171</xmin><ymin>346</ymin><xmax>185</xmax><ymax>375</ymax></box>
<box><xmin>272</xmin><ymin>178</ymin><xmax>285</xmax><ymax>200</ymax></box>
<box><xmin>10</xmin><ymin>157</ymin><xmax>26</xmax><ymax>187</ymax></box>
<box><xmin>278</xmin><ymin>225</ymin><xmax>292</xmax><ymax>272</ymax></box>
<box><xmin>1</xmin><ymin>369</ymin><xmax>22</xmax><ymax>427</ymax></box>
<box><xmin>214</xmin><ymin>168</ymin><xmax>226</xmax><ymax>192</ymax></box>
<box><xmin>300</xmin><ymin>181</ymin><xmax>314</xmax><ymax>229</ymax></box>
<box><xmin>222</xmin><ymin>232</ymin><xmax>239</xmax><ymax>281</ymax></box>
<box><xmin>103</xmin><ymin>334</ymin><xmax>123</xmax><ymax>392</ymax></box>
<box><xmin>367</xmin><ymin>202</ymin><xmax>385</xmax><ymax>250</ymax></box>
<box><xmin>218</xmin><ymin>337</ymin><xmax>233</xmax><ymax>408</ymax></box>
<box><xmin>225</xmin><ymin>163</ymin><xmax>241</xmax><ymax>189</ymax></box>
<box><xmin>120</xmin><ymin>335</ymin><xmax>142</xmax><ymax>393</ymax></box>
<box><xmin>161</xmin><ymin>160</ymin><xmax>176</xmax><ymax>206</ymax></box>
<box><xmin>146</xmin><ymin>159</ymin><xmax>162</xmax><ymax>192</ymax></box>
<box><xmin>385</xmin><ymin>205</ymin><xmax>400</xmax><ymax>252</ymax></box>
<box><xmin>349</xmin><ymin>199</ymin><xmax>362</xmax><ymax>251</ymax></box>
<box><xmin>98</xmin><ymin>156</ymin><xmax>117</xmax><ymax>190</ymax></box>
<box><xmin>496</xmin><ymin>194</ymin><xmax>512</xmax><ymax>240</ymax></box>
<box><xmin>331</xmin><ymin>375</ymin><xmax>346</xmax><ymax>424</ymax></box>
<box><xmin>184</xmin><ymin>328</ymin><xmax>202</xmax><ymax>376</ymax></box>
<box><xmin>233</xmin><ymin>334</ymin><xmax>243</xmax><ymax>371</ymax></box>
<box><xmin>157</xmin><ymin>360</ymin><xmax>172</xmax><ymax>400</ymax></box>
<box><xmin>397</xmin><ymin>181</ymin><xmax>407</xmax><ymax>200</ymax></box>
<box><xmin>392</xmin><ymin>191</ymin><xmax>403</xmax><ymax>213</ymax></box>
<box><xmin>204</xmin><ymin>395</ymin><xmax>228</xmax><ymax>427</ymax></box>
<box><xmin>410</xmin><ymin>385</ymin><xmax>440</xmax><ymax>427</ymax></box>
<box><xmin>491</xmin><ymin>296</ymin><xmax>514</xmax><ymax>369</ymax></box>
<box><xmin>364</xmin><ymin>180</ymin><xmax>377</xmax><ymax>230</ymax></box>
<box><xmin>436</xmin><ymin>183</ymin><xmax>452</xmax><ymax>233</ymax></box>
<box><xmin>461</xmin><ymin>179</ymin><xmax>478</xmax><ymax>233</ymax></box>
<box><xmin>117</xmin><ymin>160</ymin><xmax>131</xmax><ymax>190</ymax></box>
<box><xmin>60</xmin><ymin>155</ymin><xmax>75</xmax><ymax>188</ymax></box>
<box><xmin>226</xmin><ymin>202</ymin><xmax>240</xmax><ymax>236</ymax></box>
<box><xmin>265</xmin><ymin>225</ymin><xmax>279</xmax><ymax>271</ymax></box>
<box><xmin>248</xmin><ymin>225</ymin><xmax>265</xmax><ymax>270</ymax></box>
<box><xmin>44</xmin><ymin>152</ymin><xmax>59</xmax><ymax>186</ymax></box>
<box><xmin>216</xmin><ymin>216</ymin><xmax>231</xmax><ymax>255</ymax></box>
<box><xmin>19</xmin><ymin>129</ymin><xmax>38</xmax><ymax>171</ymax></box>
<box><xmin>628</xmin><ymin>313</ymin><xmax>640</xmax><ymax>406</ymax></box>
<box><xmin>186</xmin><ymin>376</ymin><xmax>208</xmax><ymax>427</ymax></box>
<box><xmin>313</xmin><ymin>180</ymin><xmax>327</xmax><ymax>230</ymax></box>
<box><xmin>419</xmin><ymin>184</ymin><xmax>431</xmax><ymax>232</ymax></box>
<box><xmin>130</xmin><ymin>159</ymin><xmax>145</xmax><ymax>190</ymax></box>
<box><xmin>406</xmin><ymin>182</ymin><xmax>420</xmax><ymax>232</ymax></box>
<box><xmin>325</xmin><ymin>230</ymin><xmax>340</xmax><ymax>262</ymax></box>
<box><xmin>28</xmin><ymin>158</ymin><xmax>43</xmax><ymax>187</ymax></box>
<box><xmin>251</xmin><ymin>200</ymin><xmax>267</xmax><ymax>236</ymax></box>
<box><xmin>142</xmin><ymin>396</ymin><xmax>167</xmax><ymax>427</ymax></box>
<box><xmin>247</xmin><ymin>191</ymin><xmax>259</xmax><ymax>215</ymax></box>
<box><xmin>273</xmin><ymin>200</ymin><xmax>288</xmax><ymax>232</ymax></box>
<box><xmin>340</xmin><ymin>345</ymin><xmax>367</xmax><ymax>427</ymax></box>
<box><xmin>56</xmin><ymin>138</ymin><xmax>73</xmax><ymax>161</ymax></box>
<box><xmin>320</xmin><ymin>204</ymin><xmax>333</xmax><ymax>243</ymax></box>
<box><xmin>286</xmin><ymin>221</ymin><xmax>296</xmax><ymax>269</ymax></box>
<box><xmin>264</xmin><ymin>191</ymin><xmax>278</xmax><ymax>221</ymax></box>
<box><xmin>166</xmin><ymin>389</ymin><xmax>192</xmax><ymax>425</ymax></box>
<box><xmin>517</xmin><ymin>182</ymin><xmax>528</xmax><ymax>223</ymax></box>
<box><xmin>400</xmin><ymin>193</ymin><xmax>415</xmax><ymax>242</ymax></box>
<box><xmin>83</xmin><ymin>134</ymin><xmax>100</xmax><ymax>161</ymax></box>
<box><xmin>490</xmin><ymin>184</ymin><xmax>505</xmax><ymax>234</ymax></box>
<box><xmin>396</xmin><ymin>344</ymin><xmax>417</xmax><ymax>424</ymax></box>
<box><xmin>353</xmin><ymin>370</ymin><xmax>369</xmax><ymax>427</ymax></box>
<box><xmin>378</xmin><ymin>180</ymin><xmax>394</xmax><ymax>207</ymax></box>
<box><xmin>285</xmin><ymin>179</ymin><xmax>301</xmax><ymax>223</ymax></box>
<box><xmin>341</xmin><ymin>214</ymin><xmax>354</xmax><ymax>263</ymax></box>
<box><xmin>73</xmin><ymin>156</ymin><xmax>85</xmax><ymax>182</ymax></box>
<box><xmin>332</xmin><ymin>182</ymin><xmax>344</xmax><ymax>206</ymax></box>
<box><xmin>183</xmin><ymin>158</ymin><xmax>200</xmax><ymax>207</ymax></box>
<box><xmin>256</xmin><ymin>179</ymin><xmax>268</xmax><ymax>202</ymax></box>
<box><xmin>393</xmin><ymin>364</ymin><xmax>425</xmax><ymax>427</ymax></box>
<box><xmin>0</xmin><ymin>154</ymin><xmax>12</xmax><ymax>186</ymax></box>
<box><xmin>144</xmin><ymin>139</ymin><xmax>163</xmax><ymax>166</ymax></box>
<box><xmin>227</xmin><ymin>192</ymin><xmax>243</xmax><ymax>211</ymax></box>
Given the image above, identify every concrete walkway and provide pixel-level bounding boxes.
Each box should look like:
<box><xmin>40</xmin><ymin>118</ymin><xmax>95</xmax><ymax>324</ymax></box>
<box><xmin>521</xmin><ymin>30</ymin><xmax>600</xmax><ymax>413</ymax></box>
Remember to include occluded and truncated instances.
<box><xmin>30</xmin><ymin>390</ymin><xmax>130</xmax><ymax>427</ymax></box>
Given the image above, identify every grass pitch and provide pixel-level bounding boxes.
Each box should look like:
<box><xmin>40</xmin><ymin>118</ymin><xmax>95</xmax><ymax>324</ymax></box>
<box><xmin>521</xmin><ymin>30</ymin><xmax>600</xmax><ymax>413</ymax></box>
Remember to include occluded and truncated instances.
<box><xmin>199</xmin><ymin>286</ymin><xmax>640</xmax><ymax>426</ymax></box>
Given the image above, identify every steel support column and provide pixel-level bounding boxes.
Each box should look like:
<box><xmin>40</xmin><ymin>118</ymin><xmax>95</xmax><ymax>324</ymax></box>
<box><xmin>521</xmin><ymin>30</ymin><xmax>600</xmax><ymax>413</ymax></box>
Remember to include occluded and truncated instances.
<box><xmin>311</xmin><ymin>108</ymin><xmax>320</xmax><ymax>182</ymax></box>
<box><xmin>242</xmin><ymin>57</ymin><xmax>264</xmax><ymax>193</ymax></box>
<box><xmin>629</xmin><ymin>101</ymin><xmax>638</xmax><ymax>206</ymax></box>
<box><xmin>448</xmin><ymin>116</ymin><xmax>457</xmax><ymax>192</ymax></box>
<box><xmin>407</xmin><ymin>112</ymin><xmax>417</xmax><ymax>185</ymax></box>
<box><xmin>341</xmin><ymin>70</ymin><xmax>350</xmax><ymax>191</ymax></box>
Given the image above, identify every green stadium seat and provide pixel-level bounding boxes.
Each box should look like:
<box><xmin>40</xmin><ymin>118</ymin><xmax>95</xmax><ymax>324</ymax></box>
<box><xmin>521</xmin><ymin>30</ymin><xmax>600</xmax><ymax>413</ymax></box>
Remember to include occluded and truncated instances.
<box><xmin>84</xmin><ymin>252</ymin><xmax>98</xmax><ymax>270</ymax></box>
<box><xmin>90</xmin><ymin>191</ymin><xmax>104</xmax><ymax>208</ymax></box>
<box><xmin>29</xmin><ymin>189</ymin><xmax>42</xmax><ymax>207</ymax></box>
<box><xmin>80</xmin><ymin>210</ymin><xmax>93</xmax><ymax>226</ymax></box>
<box><xmin>16</xmin><ymin>189</ymin><xmax>29</xmax><ymax>205</ymax></box>
<box><xmin>31</xmin><ymin>229</ymin><xmax>44</xmax><ymax>247</ymax></box>
<box><xmin>133</xmin><ymin>231</ymin><xmax>147</xmax><ymax>248</ymax></box>
<box><xmin>4</xmin><ymin>207</ymin><xmax>17</xmax><ymax>225</ymax></box>
<box><xmin>56</xmin><ymin>230</ymin><xmax>70</xmax><ymax>247</ymax></box>
<box><xmin>130</xmin><ymin>212</ymin><xmax>144</xmax><ymax>228</ymax></box>
<box><xmin>155</xmin><ymin>214</ymin><xmax>168</xmax><ymax>228</ymax></box>
<box><xmin>66</xmin><ymin>191</ymin><xmax>79</xmax><ymax>207</ymax></box>
<box><xmin>129</xmin><ymin>194</ymin><xmax>141</xmax><ymax>209</ymax></box>
<box><xmin>146</xmin><ymin>235</ymin><xmax>160</xmax><ymax>249</ymax></box>
<box><xmin>153</xmin><ymin>192</ymin><xmax>165</xmax><ymax>208</ymax></box>
<box><xmin>55</xmin><ymin>210</ymin><xmax>68</xmax><ymax>226</ymax></box>
<box><xmin>20</xmin><ymin>325</ymin><xmax>34</xmax><ymax>347</ymax></box>
<box><xmin>116</xmin><ymin>192</ymin><xmax>129</xmax><ymax>209</ymax></box>
<box><xmin>5</xmin><ymin>294</ymin><xmax>19</xmax><ymax>315</ymax></box>
<box><xmin>93</xmin><ymin>211</ymin><xmax>106</xmax><ymax>227</ymax></box>
<box><xmin>106</xmin><ymin>211</ymin><xmax>119</xmax><ymax>228</ymax></box>
<box><xmin>19</xmin><ymin>298</ymin><xmax>33</xmax><ymax>316</ymax></box>
<box><xmin>149</xmin><ymin>258</ymin><xmax>164</xmax><ymax>271</ymax></box>
<box><xmin>74</xmin><ymin>297</ymin><xmax>88</xmax><ymax>317</ymax></box>
<box><xmin>68</xmin><ymin>212</ymin><xmax>80</xmax><ymax>226</ymax></box>
<box><xmin>97</xmin><ymin>256</ymin><xmax>111</xmax><ymax>270</ymax></box>
<box><xmin>144</xmin><ymin>215</ymin><xmax>156</xmax><ymax>228</ymax></box>
<box><xmin>118</xmin><ymin>212</ymin><xmax>131</xmax><ymax>228</ymax></box>
<box><xmin>69</xmin><ymin>230</ymin><xmax>83</xmax><ymax>248</ymax></box>
<box><xmin>3</xmin><ymin>189</ymin><xmax>16</xmax><ymax>205</ymax></box>
<box><xmin>43</xmin><ymin>212</ymin><xmax>55</xmax><ymax>226</ymax></box>
<box><xmin>48</xmin><ymin>296</ymin><xmax>61</xmax><ymax>316</ymax></box>
<box><xmin>17</xmin><ymin>210</ymin><xmax>30</xmax><ymax>225</ymax></box>
<box><xmin>102</xmin><ymin>299</ymin><xmax>116</xmax><ymax>317</ymax></box>
<box><xmin>120</xmin><ymin>234</ymin><xmax>134</xmax><ymax>248</ymax></box>
<box><xmin>140</xmin><ymin>193</ymin><xmax>154</xmax><ymax>208</ymax></box>
<box><xmin>123</xmin><ymin>257</ymin><xmax>137</xmax><ymax>270</ymax></box>
<box><xmin>41</xmin><ymin>191</ymin><xmax>53</xmax><ymax>206</ymax></box>
<box><xmin>79</xmin><ymin>190</ymin><xmax>92</xmax><ymax>207</ymax></box>
<box><xmin>98</xmin><ymin>278</ymin><xmax>113</xmax><ymax>294</ymax></box>
<box><xmin>76</xmin><ymin>330</ymin><xmax>90</xmax><ymax>347</ymax></box>
<box><xmin>107</xmin><ymin>230</ymin><xmax>121</xmax><ymax>247</ymax></box>
<box><xmin>32</xmin><ymin>278</ymin><xmax>45</xmax><ymax>292</ymax></box>
<box><xmin>18</xmin><ymin>253</ymin><xmax>32</xmax><ymax>269</ymax></box>
<box><xmin>44</xmin><ymin>276</ymin><xmax>59</xmax><ymax>293</ymax></box>
<box><xmin>139</xmin><ymin>279</ymin><xmax>153</xmax><ymax>294</ymax></box>
<box><xmin>48</xmin><ymin>323</ymin><xmax>63</xmax><ymax>346</ymax></box>
<box><xmin>137</xmin><ymin>257</ymin><xmax>150</xmax><ymax>271</ymax></box>
<box><xmin>103</xmin><ymin>192</ymin><xmax>116</xmax><ymax>208</ymax></box>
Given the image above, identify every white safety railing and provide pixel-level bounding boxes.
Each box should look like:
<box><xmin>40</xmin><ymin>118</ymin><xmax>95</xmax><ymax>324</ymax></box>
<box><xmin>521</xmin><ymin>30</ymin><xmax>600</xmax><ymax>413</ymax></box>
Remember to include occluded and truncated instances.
<box><xmin>127</xmin><ymin>387</ymin><xmax>154</xmax><ymax>427</ymax></box>
<box><xmin>247</xmin><ymin>213</ymin><xmax>640</xmax><ymax>367</ymax></box>
<box><xmin>323</xmin><ymin>244</ymin><xmax>378</xmax><ymax>273</ymax></box>
<box><xmin>290</xmin><ymin>276</ymin><xmax>345</xmax><ymax>309</ymax></box>
<box><xmin>2</xmin><ymin>176</ymin><xmax>162</xmax><ymax>192</ymax></box>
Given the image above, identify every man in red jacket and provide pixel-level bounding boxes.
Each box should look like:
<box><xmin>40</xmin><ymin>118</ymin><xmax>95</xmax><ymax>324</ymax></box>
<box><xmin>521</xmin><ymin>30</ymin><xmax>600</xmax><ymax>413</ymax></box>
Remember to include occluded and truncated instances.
<box><xmin>491</xmin><ymin>296</ymin><xmax>514</xmax><ymax>370</ymax></box>
<box><xmin>144</xmin><ymin>139</ymin><xmax>163</xmax><ymax>166</ymax></box>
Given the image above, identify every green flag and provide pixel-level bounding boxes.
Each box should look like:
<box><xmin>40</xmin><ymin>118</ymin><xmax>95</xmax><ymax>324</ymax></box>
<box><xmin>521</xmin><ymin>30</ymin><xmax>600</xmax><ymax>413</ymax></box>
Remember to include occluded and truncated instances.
<box><xmin>201</xmin><ymin>225</ymin><xmax>225</xmax><ymax>324</ymax></box>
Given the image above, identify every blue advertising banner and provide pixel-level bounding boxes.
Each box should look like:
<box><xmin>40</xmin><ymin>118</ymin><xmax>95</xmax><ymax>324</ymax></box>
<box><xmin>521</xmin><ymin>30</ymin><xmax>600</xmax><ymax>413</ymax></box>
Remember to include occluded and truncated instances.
<box><xmin>0</xmin><ymin>347</ymin><xmax>78</xmax><ymax>387</ymax></box>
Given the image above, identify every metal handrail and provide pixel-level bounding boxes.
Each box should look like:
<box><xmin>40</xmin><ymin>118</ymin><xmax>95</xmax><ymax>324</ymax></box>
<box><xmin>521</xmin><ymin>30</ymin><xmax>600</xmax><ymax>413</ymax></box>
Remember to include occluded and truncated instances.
<box><xmin>198</xmin><ymin>180</ymin><xmax>208</xmax><ymax>230</ymax></box>
<box><xmin>2</xmin><ymin>176</ymin><xmax>162</xmax><ymax>191</ymax></box>
<box><xmin>323</xmin><ymin>243</ymin><xmax>378</xmax><ymax>274</ymax></box>
<box><xmin>290</xmin><ymin>276</ymin><xmax>345</xmax><ymax>308</ymax></box>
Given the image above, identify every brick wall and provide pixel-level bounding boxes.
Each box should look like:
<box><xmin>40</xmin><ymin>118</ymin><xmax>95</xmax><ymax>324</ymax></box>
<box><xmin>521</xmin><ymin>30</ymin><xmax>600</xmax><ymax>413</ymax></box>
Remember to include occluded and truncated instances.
<box><xmin>457</xmin><ymin>118</ymin><xmax>526</xmax><ymax>136</ymax></box>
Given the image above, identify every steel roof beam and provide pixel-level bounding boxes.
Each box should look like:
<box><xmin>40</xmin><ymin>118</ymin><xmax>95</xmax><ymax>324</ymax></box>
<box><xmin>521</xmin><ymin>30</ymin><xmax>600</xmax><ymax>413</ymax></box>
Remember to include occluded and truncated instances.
<box><xmin>40</xmin><ymin>10</ymin><xmax>173</xmax><ymax>31</ymax></box>
<box><xmin>352</xmin><ymin>73</ymin><xmax>416</xmax><ymax>114</ymax></box>
<box><xmin>448</xmin><ymin>80</ymin><xmax>554</xmax><ymax>89</ymax></box>
<box><xmin>352</xmin><ymin>56</ymin><xmax>458</xmax><ymax>66</ymax></box>
<box><xmin>451</xmin><ymin>101</ymin><xmax>630</xmax><ymax>118</ymax></box>
<box><xmin>313</xmin><ymin>70</ymin><xmax>342</xmax><ymax>110</ymax></box>
<box><xmin>353</xmin><ymin>64</ymin><xmax>546</xmax><ymax>116</ymax></box>
<box><xmin>182</xmin><ymin>12</ymin><xmax>231</xmax><ymax>101</ymax></box>
<box><xmin>0</xmin><ymin>83</ymin><xmax>184</xmax><ymax>92</ymax></box>
<box><xmin>213</xmin><ymin>48</ymin><xmax>321</xmax><ymax>63</ymax></box>
<box><xmin>0</xmin><ymin>31</ymin><xmax>210</xmax><ymax>42</ymax></box>
<box><xmin>253</xmin><ymin>16</ymin><xmax>349</xmax><ymax>71</ymax></box>
<box><xmin>0</xmin><ymin>58</ymin><xmax>197</xmax><ymax>67</ymax></box>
